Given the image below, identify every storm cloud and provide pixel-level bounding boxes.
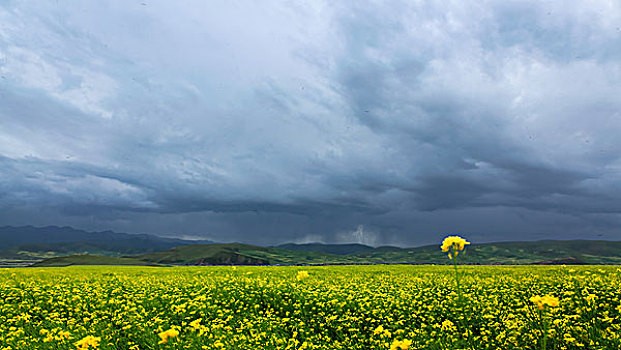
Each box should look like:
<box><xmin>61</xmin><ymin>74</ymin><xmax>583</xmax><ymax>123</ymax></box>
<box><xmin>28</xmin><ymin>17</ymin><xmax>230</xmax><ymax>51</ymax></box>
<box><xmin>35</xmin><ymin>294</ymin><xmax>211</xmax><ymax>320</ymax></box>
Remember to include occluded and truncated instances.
<box><xmin>1</xmin><ymin>0</ymin><xmax>621</xmax><ymax>246</ymax></box>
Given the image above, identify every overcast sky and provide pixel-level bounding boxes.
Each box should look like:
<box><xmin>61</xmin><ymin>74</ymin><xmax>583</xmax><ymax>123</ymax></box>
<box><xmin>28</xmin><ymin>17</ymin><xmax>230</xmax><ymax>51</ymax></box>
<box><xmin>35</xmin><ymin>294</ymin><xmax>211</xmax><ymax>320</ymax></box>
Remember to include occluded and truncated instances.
<box><xmin>1</xmin><ymin>1</ymin><xmax>621</xmax><ymax>246</ymax></box>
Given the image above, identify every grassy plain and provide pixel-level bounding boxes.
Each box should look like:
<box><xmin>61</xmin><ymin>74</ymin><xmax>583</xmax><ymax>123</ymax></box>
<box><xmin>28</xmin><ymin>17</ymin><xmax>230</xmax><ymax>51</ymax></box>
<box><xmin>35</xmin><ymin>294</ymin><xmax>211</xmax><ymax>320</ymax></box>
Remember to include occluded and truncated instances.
<box><xmin>1</xmin><ymin>265</ymin><xmax>620</xmax><ymax>349</ymax></box>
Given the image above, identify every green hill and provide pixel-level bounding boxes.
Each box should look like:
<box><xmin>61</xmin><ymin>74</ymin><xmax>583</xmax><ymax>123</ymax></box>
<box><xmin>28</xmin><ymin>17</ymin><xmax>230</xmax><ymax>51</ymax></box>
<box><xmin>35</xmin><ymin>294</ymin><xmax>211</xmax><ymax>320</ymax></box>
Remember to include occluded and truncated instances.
<box><xmin>135</xmin><ymin>243</ymin><xmax>373</xmax><ymax>266</ymax></box>
<box><xmin>135</xmin><ymin>239</ymin><xmax>621</xmax><ymax>266</ymax></box>
<box><xmin>135</xmin><ymin>243</ymin><xmax>272</xmax><ymax>265</ymax></box>
<box><xmin>32</xmin><ymin>254</ymin><xmax>165</xmax><ymax>267</ymax></box>
<box><xmin>0</xmin><ymin>226</ymin><xmax>213</xmax><ymax>261</ymax></box>
<box><xmin>21</xmin><ymin>239</ymin><xmax>621</xmax><ymax>266</ymax></box>
<box><xmin>400</xmin><ymin>240</ymin><xmax>621</xmax><ymax>264</ymax></box>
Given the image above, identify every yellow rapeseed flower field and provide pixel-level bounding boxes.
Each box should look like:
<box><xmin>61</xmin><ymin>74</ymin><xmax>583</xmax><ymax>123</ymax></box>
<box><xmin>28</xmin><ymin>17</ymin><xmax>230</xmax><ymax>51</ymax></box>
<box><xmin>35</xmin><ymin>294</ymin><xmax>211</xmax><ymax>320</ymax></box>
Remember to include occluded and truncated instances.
<box><xmin>0</xmin><ymin>265</ymin><xmax>620</xmax><ymax>349</ymax></box>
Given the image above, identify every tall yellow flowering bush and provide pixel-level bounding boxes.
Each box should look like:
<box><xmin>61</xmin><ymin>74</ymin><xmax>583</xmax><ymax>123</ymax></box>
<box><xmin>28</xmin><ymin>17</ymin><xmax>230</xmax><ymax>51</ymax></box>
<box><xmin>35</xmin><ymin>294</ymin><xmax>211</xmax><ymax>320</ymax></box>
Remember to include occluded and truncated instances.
<box><xmin>440</xmin><ymin>235</ymin><xmax>472</xmax><ymax>349</ymax></box>
<box><xmin>440</xmin><ymin>235</ymin><xmax>470</xmax><ymax>295</ymax></box>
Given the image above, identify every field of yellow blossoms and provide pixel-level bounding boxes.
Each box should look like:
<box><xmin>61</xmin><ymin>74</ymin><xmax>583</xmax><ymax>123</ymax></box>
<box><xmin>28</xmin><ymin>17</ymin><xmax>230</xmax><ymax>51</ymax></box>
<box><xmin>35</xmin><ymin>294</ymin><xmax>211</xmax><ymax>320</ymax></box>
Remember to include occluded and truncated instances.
<box><xmin>1</xmin><ymin>264</ymin><xmax>620</xmax><ymax>349</ymax></box>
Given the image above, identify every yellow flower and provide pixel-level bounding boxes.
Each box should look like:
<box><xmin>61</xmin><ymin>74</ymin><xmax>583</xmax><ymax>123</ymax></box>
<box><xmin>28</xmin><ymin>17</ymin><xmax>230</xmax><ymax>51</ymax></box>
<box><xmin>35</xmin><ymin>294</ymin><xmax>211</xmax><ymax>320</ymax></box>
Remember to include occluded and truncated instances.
<box><xmin>189</xmin><ymin>319</ymin><xmax>202</xmax><ymax>330</ymax></box>
<box><xmin>297</xmin><ymin>271</ymin><xmax>309</xmax><ymax>280</ymax></box>
<box><xmin>373</xmin><ymin>324</ymin><xmax>391</xmax><ymax>337</ymax></box>
<box><xmin>390</xmin><ymin>339</ymin><xmax>412</xmax><ymax>350</ymax></box>
<box><xmin>57</xmin><ymin>330</ymin><xmax>71</xmax><ymax>341</ymax></box>
<box><xmin>530</xmin><ymin>295</ymin><xmax>559</xmax><ymax>310</ymax></box>
<box><xmin>440</xmin><ymin>236</ymin><xmax>470</xmax><ymax>258</ymax></box>
<box><xmin>564</xmin><ymin>334</ymin><xmax>577</xmax><ymax>343</ymax></box>
<box><xmin>75</xmin><ymin>335</ymin><xmax>101</xmax><ymax>350</ymax></box>
<box><xmin>158</xmin><ymin>329</ymin><xmax>179</xmax><ymax>344</ymax></box>
<box><xmin>441</xmin><ymin>319</ymin><xmax>455</xmax><ymax>330</ymax></box>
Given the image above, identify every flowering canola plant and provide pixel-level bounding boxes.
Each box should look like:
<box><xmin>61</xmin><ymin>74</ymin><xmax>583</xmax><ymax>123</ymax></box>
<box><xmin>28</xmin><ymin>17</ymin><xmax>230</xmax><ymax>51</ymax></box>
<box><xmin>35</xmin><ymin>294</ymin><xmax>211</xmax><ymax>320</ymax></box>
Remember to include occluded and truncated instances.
<box><xmin>157</xmin><ymin>329</ymin><xmax>179</xmax><ymax>344</ymax></box>
<box><xmin>390</xmin><ymin>338</ymin><xmax>412</xmax><ymax>350</ymax></box>
<box><xmin>530</xmin><ymin>295</ymin><xmax>560</xmax><ymax>311</ymax></box>
<box><xmin>297</xmin><ymin>270</ymin><xmax>310</xmax><ymax>281</ymax></box>
<box><xmin>530</xmin><ymin>294</ymin><xmax>561</xmax><ymax>350</ymax></box>
<box><xmin>440</xmin><ymin>235</ymin><xmax>470</xmax><ymax>259</ymax></box>
<box><xmin>0</xmin><ymin>265</ymin><xmax>620</xmax><ymax>349</ymax></box>
<box><xmin>74</xmin><ymin>335</ymin><xmax>100</xmax><ymax>350</ymax></box>
<box><xmin>440</xmin><ymin>235</ymin><xmax>470</xmax><ymax>300</ymax></box>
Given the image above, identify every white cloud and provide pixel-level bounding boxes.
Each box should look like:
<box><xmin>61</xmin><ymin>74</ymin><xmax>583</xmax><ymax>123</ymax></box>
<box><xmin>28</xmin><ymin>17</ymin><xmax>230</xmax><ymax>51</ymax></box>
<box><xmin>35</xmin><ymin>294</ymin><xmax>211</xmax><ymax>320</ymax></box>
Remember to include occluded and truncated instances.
<box><xmin>3</xmin><ymin>46</ymin><xmax>62</xmax><ymax>90</ymax></box>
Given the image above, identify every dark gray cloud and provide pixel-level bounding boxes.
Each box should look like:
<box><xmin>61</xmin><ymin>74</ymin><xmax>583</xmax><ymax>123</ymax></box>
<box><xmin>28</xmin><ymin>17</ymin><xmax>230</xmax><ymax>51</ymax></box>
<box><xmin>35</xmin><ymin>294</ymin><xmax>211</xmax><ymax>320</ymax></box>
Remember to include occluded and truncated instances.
<box><xmin>1</xmin><ymin>0</ymin><xmax>621</xmax><ymax>246</ymax></box>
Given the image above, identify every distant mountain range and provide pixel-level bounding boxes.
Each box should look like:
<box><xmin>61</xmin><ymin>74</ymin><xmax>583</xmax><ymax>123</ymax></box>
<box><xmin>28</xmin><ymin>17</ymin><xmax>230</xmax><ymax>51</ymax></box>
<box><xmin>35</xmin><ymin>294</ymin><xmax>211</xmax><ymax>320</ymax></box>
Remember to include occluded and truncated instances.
<box><xmin>2</xmin><ymin>226</ymin><xmax>621</xmax><ymax>267</ymax></box>
<box><xmin>0</xmin><ymin>226</ymin><xmax>213</xmax><ymax>262</ymax></box>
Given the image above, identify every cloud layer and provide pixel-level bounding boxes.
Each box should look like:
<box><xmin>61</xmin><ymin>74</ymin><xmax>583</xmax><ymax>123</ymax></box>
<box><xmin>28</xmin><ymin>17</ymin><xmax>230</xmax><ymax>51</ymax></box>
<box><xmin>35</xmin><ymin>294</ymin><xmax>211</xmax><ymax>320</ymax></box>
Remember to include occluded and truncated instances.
<box><xmin>1</xmin><ymin>0</ymin><xmax>621</xmax><ymax>246</ymax></box>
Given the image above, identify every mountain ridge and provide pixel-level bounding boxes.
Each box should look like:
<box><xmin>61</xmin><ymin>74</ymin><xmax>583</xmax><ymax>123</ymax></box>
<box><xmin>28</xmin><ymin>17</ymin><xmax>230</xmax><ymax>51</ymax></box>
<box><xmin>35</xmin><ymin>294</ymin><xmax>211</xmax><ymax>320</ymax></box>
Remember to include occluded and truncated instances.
<box><xmin>131</xmin><ymin>239</ymin><xmax>621</xmax><ymax>266</ymax></box>
<box><xmin>0</xmin><ymin>226</ymin><xmax>213</xmax><ymax>261</ymax></box>
<box><xmin>2</xmin><ymin>226</ymin><xmax>621</xmax><ymax>266</ymax></box>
